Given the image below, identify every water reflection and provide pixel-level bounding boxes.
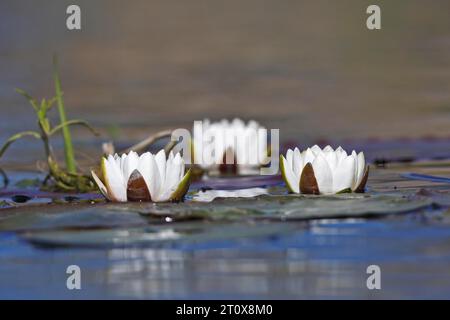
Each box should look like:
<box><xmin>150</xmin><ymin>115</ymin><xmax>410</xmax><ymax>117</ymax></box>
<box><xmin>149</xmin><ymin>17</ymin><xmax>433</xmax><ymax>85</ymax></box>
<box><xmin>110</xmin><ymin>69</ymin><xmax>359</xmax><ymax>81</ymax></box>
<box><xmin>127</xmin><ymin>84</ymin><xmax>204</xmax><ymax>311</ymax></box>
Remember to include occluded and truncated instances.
<box><xmin>1</xmin><ymin>213</ymin><xmax>450</xmax><ymax>299</ymax></box>
<box><xmin>103</xmin><ymin>247</ymin><xmax>366</xmax><ymax>299</ymax></box>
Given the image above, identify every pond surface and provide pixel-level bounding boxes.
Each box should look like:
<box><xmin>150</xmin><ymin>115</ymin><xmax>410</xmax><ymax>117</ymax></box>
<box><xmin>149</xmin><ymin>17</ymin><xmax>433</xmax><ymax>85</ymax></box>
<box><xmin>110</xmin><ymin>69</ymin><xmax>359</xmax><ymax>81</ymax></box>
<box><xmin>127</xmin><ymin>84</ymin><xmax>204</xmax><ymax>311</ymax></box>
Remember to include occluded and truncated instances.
<box><xmin>1</xmin><ymin>161</ymin><xmax>450</xmax><ymax>299</ymax></box>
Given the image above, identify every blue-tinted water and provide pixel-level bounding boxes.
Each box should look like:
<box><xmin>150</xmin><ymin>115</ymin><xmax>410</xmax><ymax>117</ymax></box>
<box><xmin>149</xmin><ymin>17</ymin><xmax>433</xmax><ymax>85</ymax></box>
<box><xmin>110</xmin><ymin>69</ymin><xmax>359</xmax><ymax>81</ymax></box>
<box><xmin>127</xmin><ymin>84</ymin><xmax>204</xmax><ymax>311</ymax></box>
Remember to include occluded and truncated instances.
<box><xmin>1</xmin><ymin>208</ymin><xmax>450</xmax><ymax>299</ymax></box>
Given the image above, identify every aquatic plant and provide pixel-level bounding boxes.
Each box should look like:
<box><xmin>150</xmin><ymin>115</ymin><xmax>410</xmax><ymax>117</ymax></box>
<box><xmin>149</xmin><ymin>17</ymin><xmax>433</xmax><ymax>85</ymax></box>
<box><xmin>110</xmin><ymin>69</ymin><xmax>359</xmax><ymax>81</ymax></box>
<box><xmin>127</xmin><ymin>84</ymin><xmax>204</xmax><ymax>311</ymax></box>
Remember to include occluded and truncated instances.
<box><xmin>0</xmin><ymin>57</ymin><xmax>99</xmax><ymax>192</ymax></box>
<box><xmin>280</xmin><ymin>145</ymin><xmax>369</xmax><ymax>194</ymax></box>
<box><xmin>53</xmin><ymin>56</ymin><xmax>77</xmax><ymax>174</ymax></box>
<box><xmin>91</xmin><ymin>150</ymin><xmax>191</xmax><ymax>202</ymax></box>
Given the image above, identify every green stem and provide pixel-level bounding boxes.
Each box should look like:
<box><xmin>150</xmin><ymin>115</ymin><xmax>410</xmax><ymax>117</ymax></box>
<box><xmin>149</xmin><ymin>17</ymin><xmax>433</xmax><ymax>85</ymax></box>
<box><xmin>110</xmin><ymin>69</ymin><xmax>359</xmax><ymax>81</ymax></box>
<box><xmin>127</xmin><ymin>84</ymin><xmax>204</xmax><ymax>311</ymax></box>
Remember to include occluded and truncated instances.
<box><xmin>0</xmin><ymin>131</ymin><xmax>41</xmax><ymax>158</ymax></box>
<box><xmin>53</xmin><ymin>55</ymin><xmax>76</xmax><ymax>174</ymax></box>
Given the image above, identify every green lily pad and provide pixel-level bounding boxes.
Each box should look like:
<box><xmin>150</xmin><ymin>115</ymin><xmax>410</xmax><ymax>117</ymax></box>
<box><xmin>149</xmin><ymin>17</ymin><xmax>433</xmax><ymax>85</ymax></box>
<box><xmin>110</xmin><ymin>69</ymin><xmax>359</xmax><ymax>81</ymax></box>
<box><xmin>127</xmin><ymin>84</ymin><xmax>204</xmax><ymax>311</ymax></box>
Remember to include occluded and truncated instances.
<box><xmin>136</xmin><ymin>192</ymin><xmax>432</xmax><ymax>221</ymax></box>
<box><xmin>0</xmin><ymin>190</ymin><xmax>432</xmax><ymax>235</ymax></box>
<box><xmin>19</xmin><ymin>222</ymin><xmax>296</xmax><ymax>248</ymax></box>
<box><xmin>0</xmin><ymin>203</ymin><xmax>149</xmax><ymax>232</ymax></box>
<box><xmin>4</xmin><ymin>190</ymin><xmax>432</xmax><ymax>248</ymax></box>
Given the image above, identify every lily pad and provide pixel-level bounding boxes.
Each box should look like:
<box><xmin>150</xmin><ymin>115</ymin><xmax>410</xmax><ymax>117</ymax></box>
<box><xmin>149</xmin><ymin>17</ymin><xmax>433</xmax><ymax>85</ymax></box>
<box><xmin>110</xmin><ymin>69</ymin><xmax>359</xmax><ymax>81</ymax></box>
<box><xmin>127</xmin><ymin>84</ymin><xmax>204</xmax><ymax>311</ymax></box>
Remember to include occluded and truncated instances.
<box><xmin>0</xmin><ymin>203</ymin><xmax>149</xmax><ymax>232</ymax></box>
<box><xmin>0</xmin><ymin>189</ymin><xmax>432</xmax><ymax>239</ymax></box>
<box><xmin>136</xmin><ymin>191</ymin><xmax>432</xmax><ymax>221</ymax></box>
<box><xmin>0</xmin><ymin>167</ymin><xmax>442</xmax><ymax>249</ymax></box>
<box><xmin>19</xmin><ymin>222</ymin><xmax>296</xmax><ymax>248</ymax></box>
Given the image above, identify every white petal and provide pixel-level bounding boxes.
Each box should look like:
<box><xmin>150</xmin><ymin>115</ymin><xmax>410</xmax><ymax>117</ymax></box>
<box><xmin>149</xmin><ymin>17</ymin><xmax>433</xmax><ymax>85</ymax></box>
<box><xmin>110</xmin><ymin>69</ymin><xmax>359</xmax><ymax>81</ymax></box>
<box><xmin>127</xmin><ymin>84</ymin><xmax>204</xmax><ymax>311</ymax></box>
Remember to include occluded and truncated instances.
<box><xmin>118</xmin><ymin>154</ymin><xmax>127</xmax><ymax>175</ymax></box>
<box><xmin>293</xmin><ymin>147</ymin><xmax>303</xmax><ymax>178</ymax></box>
<box><xmin>163</xmin><ymin>152</ymin><xmax>175</xmax><ymax>187</ymax></box>
<box><xmin>335</xmin><ymin>147</ymin><xmax>348</xmax><ymax>165</ymax></box>
<box><xmin>154</xmin><ymin>149</ymin><xmax>167</xmax><ymax>185</ymax></box>
<box><xmin>104</xmin><ymin>156</ymin><xmax>127</xmax><ymax>202</ymax></box>
<box><xmin>323</xmin><ymin>145</ymin><xmax>334</xmax><ymax>152</ymax></box>
<box><xmin>202</xmin><ymin>127</ymin><xmax>218</xmax><ymax>167</ymax></box>
<box><xmin>179</xmin><ymin>157</ymin><xmax>185</xmax><ymax>181</ymax></box>
<box><xmin>258</xmin><ymin>128</ymin><xmax>269</xmax><ymax>165</ymax></box>
<box><xmin>193</xmin><ymin>120</ymin><xmax>204</xmax><ymax>165</ymax></box>
<box><xmin>158</xmin><ymin>153</ymin><xmax>186</xmax><ymax>202</ymax></box>
<box><xmin>353</xmin><ymin>152</ymin><xmax>366</xmax><ymax>190</ymax></box>
<box><xmin>302</xmin><ymin>148</ymin><xmax>315</xmax><ymax>166</ymax></box>
<box><xmin>312</xmin><ymin>154</ymin><xmax>333</xmax><ymax>195</ymax></box>
<box><xmin>333</xmin><ymin>155</ymin><xmax>356</xmax><ymax>192</ymax></box>
<box><xmin>138</xmin><ymin>152</ymin><xmax>160</xmax><ymax>201</ymax></box>
<box><xmin>113</xmin><ymin>153</ymin><xmax>121</xmax><ymax>167</ymax></box>
<box><xmin>246</xmin><ymin>128</ymin><xmax>258</xmax><ymax>165</ymax></box>
<box><xmin>232</xmin><ymin>118</ymin><xmax>245</xmax><ymax>128</ymax></box>
<box><xmin>166</xmin><ymin>153</ymin><xmax>182</xmax><ymax>190</ymax></box>
<box><xmin>281</xmin><ymin>155</ymin><xmax>299</xmax><ymax>193</ymax></box>
<box><xmin>247</xmin><ymin>120</ymin><xmax>259</xmax><ymax>129</ymax></box>
<box><xmin>213</xmin><ymin>127</ymin><xmax>226</xmax><ymax>164</ymax></box>
<box><xmin>234</xmin><ymin>127</ymin><xmax>247</xmax><ymax>165</ymax></box>
<box><xmin>286</xmin><ymin>148</ymin><xmax>294</xmax><ymax>170</ymax></box>
<box><xmin>324</xmin><ymin>150</ymin><xmax>338</xmax><ymax>171</ymax></box>
<box><xmin>173</xmin><ymin>152</ymin><xmax>184</xmax><ymax>177</ymax></box>
<box><xmin>123</xmin><ymin>151</ymin><xmax>139</xmax><ymax>182</ymax></box>
<box><xmin>311</xmin><ymin>145</ymin><xmax>322</xmax><ymax>155</ymax></box>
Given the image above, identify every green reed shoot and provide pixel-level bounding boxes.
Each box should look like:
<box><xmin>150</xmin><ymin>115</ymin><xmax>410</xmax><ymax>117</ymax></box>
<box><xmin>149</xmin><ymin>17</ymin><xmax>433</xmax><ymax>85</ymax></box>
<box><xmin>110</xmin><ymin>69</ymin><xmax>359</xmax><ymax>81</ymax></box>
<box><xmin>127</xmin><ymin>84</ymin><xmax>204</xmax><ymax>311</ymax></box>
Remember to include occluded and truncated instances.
<box><xmin>53</xmin><ymin>55</ymin><xmax>76</xmax><ymax>174</ymax></box>
<box><xmin>0</xmin><ymin>58</ymin><xmax>99</xmax><ymax>192</ymax></box>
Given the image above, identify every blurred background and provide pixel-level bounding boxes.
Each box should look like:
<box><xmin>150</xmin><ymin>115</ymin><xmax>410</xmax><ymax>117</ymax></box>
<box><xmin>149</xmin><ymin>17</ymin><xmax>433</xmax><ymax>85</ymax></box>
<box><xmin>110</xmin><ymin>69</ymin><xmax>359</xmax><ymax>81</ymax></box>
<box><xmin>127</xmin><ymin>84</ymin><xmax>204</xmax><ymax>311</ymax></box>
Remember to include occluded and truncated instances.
<box><xmin>1</xmin><ymin>0</ymin><xmax>450</xmax><ymax>165</ymax></box>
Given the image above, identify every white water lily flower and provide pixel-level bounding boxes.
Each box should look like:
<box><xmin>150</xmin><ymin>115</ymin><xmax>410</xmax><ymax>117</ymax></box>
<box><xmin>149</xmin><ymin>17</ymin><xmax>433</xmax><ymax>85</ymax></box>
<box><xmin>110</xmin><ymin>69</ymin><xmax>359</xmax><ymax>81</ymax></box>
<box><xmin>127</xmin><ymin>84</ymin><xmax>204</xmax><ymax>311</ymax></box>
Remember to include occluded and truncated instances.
<box><xmin>193</xmin><ymin>118</ymin><xmax>269</xmax><ymax>174</ymax></box>
<box><xmin>91</xmin><ymin>150</ymin><xmax>191</xmax><ymax>202</ymax></box>
<box><xmin>280</xmin><ymin>145</ymin><xmax>369</xmax><ymax>195</ymax></box>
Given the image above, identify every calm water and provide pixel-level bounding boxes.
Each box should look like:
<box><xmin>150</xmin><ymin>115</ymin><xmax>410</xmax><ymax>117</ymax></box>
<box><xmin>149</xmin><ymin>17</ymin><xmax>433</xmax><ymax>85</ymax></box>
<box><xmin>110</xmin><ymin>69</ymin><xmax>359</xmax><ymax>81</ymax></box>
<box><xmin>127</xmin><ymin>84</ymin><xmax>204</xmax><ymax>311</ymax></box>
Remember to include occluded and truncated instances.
<box><xmin>1</xmin><ymin>165</ymin><xmax>450</xmax><ymax>299</ymax></box>
<box><xmin>1</xmin><ymin>1</ymin><xmax>450</xmax><ymax>299</ymax></box>
<box><xmin>2</xmin><ymin>218</ymin><xmax>450</xmax><ymax>300</ymax></box>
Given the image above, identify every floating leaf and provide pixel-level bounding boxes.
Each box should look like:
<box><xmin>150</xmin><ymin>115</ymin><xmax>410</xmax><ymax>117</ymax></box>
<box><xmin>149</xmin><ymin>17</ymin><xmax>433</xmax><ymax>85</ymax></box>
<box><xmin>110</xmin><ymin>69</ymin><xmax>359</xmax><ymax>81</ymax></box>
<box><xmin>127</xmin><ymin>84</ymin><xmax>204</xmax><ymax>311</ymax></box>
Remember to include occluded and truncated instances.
<box><xmin>19</xmin><ymin>222</ymin><xmax>296</xmax><ymax>248</ymax></box>
<box><xmin>0</xmin><ymin>203</ymin><xmax>148</xmax><ymax>232</ymax></box>
<box><xmin>137</xmin><ymin>191</ymin><xmax>432</xmax><ymax>222</ymax></box>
